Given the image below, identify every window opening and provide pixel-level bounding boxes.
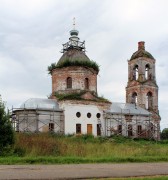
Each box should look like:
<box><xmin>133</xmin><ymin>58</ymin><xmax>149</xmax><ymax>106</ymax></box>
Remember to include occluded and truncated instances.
<box><xmin>76</xmin><ymin>124</ymin><xmax>81</xmax><ymax>134</ymax></box>
<box><xmin>131</xmin><ymin>92</ymin><xmax>137</xmax><ymax>104</ymax></box>
<box><xmin>67</xmin><ymin>77</ymin><xmax>72</xmax><ymax>89</ymax></box>
<box><xmin>87</xmin><ymin>113</ymin><xmax>91</xmax><ymax>118</ymax></box>
<box><xmin>133</xmin><ymin>65</ymin><xmax>138</xmax><ymax>80</ymax></box>
<box><xmin>49</xmin><ymin>123</ymin><xmax>54</xmax><ymax>132</ymax></box>
<box><xmin>137</xmin><ymin>125</ymin><xmax>142</xmax><ymax>136</ymax></box>
<box><xmin>76</xmin><ymin>112</ymin><xmax>81</xmax><ymax>118</ymax></box>
<box><xmin>128</xmin><ymin>124</ymin><xmax>133</xmax><ymax>137</ymax></box>
<box><xmin>145</xmin><ymin>64</ymin><xmax>150</xmax><ymax>80</ymax></box>
<box><xmin>97</xmin><ymin>124</ymin><xmax>101</xmax><ymax>136</ymax></box>
<box><xmin>85</xmin><ymin>78</ymin><xmax>89</xmax><ymax>89</ymax></box>
<box><xmin>146</xmin><ymin>92</ymin><xmax>152</xmax><ymax>109</ymax></box>
<box><xmin>118</xmin><ymin>125</ymin><xmax>122</xmax><ymax>134</ymax></box>
<box><xmin>96</xmin><ymin>113</ymin><xmax>101</xmax><ymax>118</ymax></box>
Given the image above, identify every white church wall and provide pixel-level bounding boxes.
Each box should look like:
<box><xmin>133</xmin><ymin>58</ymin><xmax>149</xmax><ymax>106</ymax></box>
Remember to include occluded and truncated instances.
<box><xmin>60</xmin><ymin>102</ymin><xmax>104</xmax><ymax>136</ymax></box>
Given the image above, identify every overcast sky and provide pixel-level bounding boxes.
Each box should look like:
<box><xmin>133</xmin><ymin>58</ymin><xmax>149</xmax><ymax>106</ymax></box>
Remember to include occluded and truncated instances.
<box><xmin>0</xmin><ymin>0</ymin><xmax>168</xmax><ymax>130</ymax></box>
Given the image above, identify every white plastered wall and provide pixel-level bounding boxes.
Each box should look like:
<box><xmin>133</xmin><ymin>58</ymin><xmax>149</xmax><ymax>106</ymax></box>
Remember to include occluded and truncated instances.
<box><xmin>60</xmin><ymin>102</ymin><xmax>104</xmax><ymax>136</ymax></box>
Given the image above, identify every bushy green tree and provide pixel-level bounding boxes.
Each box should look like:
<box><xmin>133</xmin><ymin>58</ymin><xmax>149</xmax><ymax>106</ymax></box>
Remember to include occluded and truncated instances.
<box><xmin>161</xmin><ymin>128</ymin><xmax>168</xmax><ymax>140</ymax></box>
<box><xmin>0</xmin><ymin>97</ymin><xmax>15</xmax><ymax>154</ymax></box>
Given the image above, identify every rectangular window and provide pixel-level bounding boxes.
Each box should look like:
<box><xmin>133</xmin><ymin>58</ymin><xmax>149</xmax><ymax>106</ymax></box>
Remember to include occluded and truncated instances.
<box><xmin>76</xmin><ymin>124</ymin><xmax>81</xmax><ymax>134</ymax></box>
<box><xmin>118</xmin><ymin>125</ymin><xmax>122</xmax><ymax>134</ymax></box>
<box><xmin>49</xmin><ymin>123</ymin><xmax>54</xmax><ymax>132</ymax></box>
<box><xmin>137</xmin><ymin>125</ymin><xmax>142</xmax><ymax>136</ymax></box>
<box><xmin>128</xmin><ymin>124</ymin><xmax>133</xmax><ymax>137</ymax></box>
<box><xmin>97</xmin><ymin>124</ymin><xmax>101</xmax><ymax>136</ymax></box>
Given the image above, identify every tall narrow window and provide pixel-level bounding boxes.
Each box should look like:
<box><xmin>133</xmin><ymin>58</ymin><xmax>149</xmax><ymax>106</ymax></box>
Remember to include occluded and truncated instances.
<box><xmin>76</xmin><ymin>124</ymin><xmax>81</xmax><ymax>134</ymax></box>
<box><xmin>85</xmin><ymin>78</ymin><xmax>89</xmax><ymax>89</ymax></box>
<box><xmin>131</xmin><ymin>92</ymin><xmax>137</xmax><ymax>104</ymax></box>
<box><xmin>146</xmin><ymin>92</ymin><xmax>153</xmax><ymax>109</ymax></box>
<box><xmin>145</xmin><ymin>64</ymin><xmax>150</xmax><ymax>80</ymax></box>
<box><xmin>97</xmin><ymin>124</ymin><xmax>101</xmax><ymax>136</ymax></box>
<box><xmin>67</xmin><ymin>77</ymin><xmax>72</xmax><ymax>89</ymax></box>
<box><xmin>137</xmin><ymin>125</ymin><xmax>142</xmax><ymax>136</ymax></box>
<box><xmin>133</xmin><ymin>65</ymin><xmax>138</xmax><ymax>80</ymax></box>
<box><xmin>128</xmin><ymin>124</ymin><xmax>133</xmax><ymax>137</ymax></box>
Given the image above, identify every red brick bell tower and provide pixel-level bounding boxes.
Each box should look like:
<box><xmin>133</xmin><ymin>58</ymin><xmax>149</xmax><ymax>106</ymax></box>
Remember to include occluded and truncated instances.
<box><xmin>126</xmin><ymin>41</ymin><xmax>161</xmax><ymax>138</ymax></box>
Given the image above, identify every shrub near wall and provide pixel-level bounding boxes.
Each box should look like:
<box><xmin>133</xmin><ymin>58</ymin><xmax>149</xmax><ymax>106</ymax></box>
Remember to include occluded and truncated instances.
<box><xmin>0</xmin><ymin>98</ymin><xmax>15</xmax><ymax>155</ymax></box>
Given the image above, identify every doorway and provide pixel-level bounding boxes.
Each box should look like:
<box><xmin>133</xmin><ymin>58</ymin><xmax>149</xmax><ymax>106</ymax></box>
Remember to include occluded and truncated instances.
<box><xmin>87</xmin><ymin>124</ymin><xmax>92</xmax><ymax>135</ymax></box>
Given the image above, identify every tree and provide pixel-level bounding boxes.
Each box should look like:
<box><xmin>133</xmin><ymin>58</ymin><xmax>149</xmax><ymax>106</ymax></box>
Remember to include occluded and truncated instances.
<box><xmin>161</xmin><ymin>128</ymin><xmax>168</xmax><ymax>140</ymax></box>
<box><xmin>0</xmin><ymin>96</ymin><xmax>15</xmax><ymax>154</ymax></box>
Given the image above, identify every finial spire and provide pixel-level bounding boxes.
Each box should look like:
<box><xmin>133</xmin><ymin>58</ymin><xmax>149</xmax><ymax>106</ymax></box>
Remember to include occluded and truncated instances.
<box><xmin>73</xmin><ymin>17</ymin><xmax>76</xmax><ymax>30</ymax></box>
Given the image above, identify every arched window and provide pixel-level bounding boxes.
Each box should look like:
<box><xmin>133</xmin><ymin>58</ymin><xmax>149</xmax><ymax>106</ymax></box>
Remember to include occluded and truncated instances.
<box><xmin>146</xmin><ymin>92</ymin><xmax>153</xmax><ymax>109</ymax></box>
<box><xmin>133</xmin><ymin>65</ymin><xmax>138</xmax><ymax>80</ymax></box>
<box><xmin>145</xmin><ymin>64</ymin><xmax>150</xmax><ymax>80</ymax></box>
<box><xmin>131</xmin><ymin>92</ymin><xmax>137</xmax><ymax>104</ymax></box>
<box><xmin>67</xmin><ymin>77</ymin><xmax>72</xmax><ymax>89</ymax></box>
<box><xmin>85</xmin><ymin>78</ymin><xmax>89</xmax><ymax>89</ymax></box>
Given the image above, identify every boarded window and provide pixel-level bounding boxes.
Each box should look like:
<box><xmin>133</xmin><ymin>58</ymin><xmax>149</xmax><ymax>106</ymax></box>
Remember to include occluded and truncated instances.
<box><xmin>85</xmin><ymin>78</ymin><xmax>89</xmax><ymax>89</ymax></box>
<box><xmin>118</xmin><ymin>125</ymin><xmax>122</xmax><ymax>134</ymax></box>
<box><xmin>97</xmin><ymin>124</ymin><xmax>101</xmax><ymax>136</ymax></box>
<box><xmin>76</xmin><ymin>124</ymin><xmax>81</xmax><ymax>134</ymax></box>
<box><xmin>49</xmin><ymin>123</ymin><xmax>54</xmax><ymax>132</ymax></box>
<box><xmin>128</xmin><ymin>124</ymin><xmax>133</xmax><ymax>137</ymax></box>
<box><xmin>67</xmin><ymin>77</ymin><xmax>72</xmax><ymax>89</ymax></box>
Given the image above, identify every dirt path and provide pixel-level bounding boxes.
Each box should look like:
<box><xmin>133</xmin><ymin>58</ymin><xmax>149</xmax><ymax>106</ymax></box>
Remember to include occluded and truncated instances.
<box><xmin>0</xmin><ymin>163</ymin><xmax>168</xmax><ymax>179</ymax></box>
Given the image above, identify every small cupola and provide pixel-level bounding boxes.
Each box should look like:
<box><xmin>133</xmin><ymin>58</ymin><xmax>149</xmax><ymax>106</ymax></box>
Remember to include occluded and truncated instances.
<box><xmin>130</xmin><ymin>41</ymin><xmax>154</xmax><ymax>60</ymax></box>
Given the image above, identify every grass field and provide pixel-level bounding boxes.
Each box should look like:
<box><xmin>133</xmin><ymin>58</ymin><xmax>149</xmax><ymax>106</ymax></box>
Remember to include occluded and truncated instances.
<box><xmin>97</xmin><ymin>176</ymin><xmax>168</xmax><ymax>180</ymax></box>
<box><xmin>1</xmin><ymin>133</ymin><xmax>168</xmax><ymax>164</ymax></box>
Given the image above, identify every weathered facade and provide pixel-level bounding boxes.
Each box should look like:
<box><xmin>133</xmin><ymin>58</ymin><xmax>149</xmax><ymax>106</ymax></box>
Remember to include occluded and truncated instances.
<box><xmin>126</xmin><ymin>41</ymin><xmax>161</xmax><ymax>138</ymax></box>
<box><xmin>12</xmin><ymin>27</ymin><xmax>161</xmax><ymax>140</ymax></box>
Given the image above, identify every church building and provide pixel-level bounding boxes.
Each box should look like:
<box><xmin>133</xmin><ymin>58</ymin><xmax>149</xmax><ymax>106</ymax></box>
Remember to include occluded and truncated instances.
<box><xmin>12</xmin><ymin>26</ymin><xmax>161</xmax><ymax>140</ymax></box>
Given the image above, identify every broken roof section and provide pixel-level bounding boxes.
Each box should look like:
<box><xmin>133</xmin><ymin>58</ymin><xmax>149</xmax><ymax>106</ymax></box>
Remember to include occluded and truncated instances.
<box><xmin>105</xmin><ymin>102</ymin><xmax>151</xmax><ymax>116</ymax></box>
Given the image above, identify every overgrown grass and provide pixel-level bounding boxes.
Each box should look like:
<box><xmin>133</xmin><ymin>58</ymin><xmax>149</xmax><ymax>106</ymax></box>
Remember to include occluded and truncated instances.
<box><xmin>48</xmin><ymin>59</ymin><xmax>100</xmax><ymax>74</ymax></box>
<box><xmin>1</xmin><ymin>133</ymin><xmax>168</xmax><ymax>164</ymax></box>
<box><xmin>103</xmin><ymin>176</ymin><xmax>168</xmax><ymax>180</ymax></box>
<box><xmin>55</xmin><ymin>91</ymin><xmax>111</xmax><ymax>103</ymax></box>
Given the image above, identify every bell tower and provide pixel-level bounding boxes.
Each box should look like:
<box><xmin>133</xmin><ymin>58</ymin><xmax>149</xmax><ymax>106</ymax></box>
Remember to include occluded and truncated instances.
<box><xmin>126</xmin><ymin>41</ymin><xmax>161</xmax><ymax>124</ymax></box>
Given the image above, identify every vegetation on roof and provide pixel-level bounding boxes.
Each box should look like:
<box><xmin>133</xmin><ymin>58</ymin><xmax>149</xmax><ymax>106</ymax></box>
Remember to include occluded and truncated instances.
<box><xmin>130</xmin><ymin>50</ymin><xmax>154</xmax><ymax>60</ymax></box>
<box><xmin>54</xmin><ymin>91</ymin><xmax>110</xmax><ymax>103</ymax></box>
<box><xmin>48</xmin><ymin>59</ymin><xmax>100</xmax><ymax>74</ymax></box>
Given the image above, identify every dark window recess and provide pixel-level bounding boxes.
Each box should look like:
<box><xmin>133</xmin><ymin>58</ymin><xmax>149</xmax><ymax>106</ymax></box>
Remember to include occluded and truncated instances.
<box><xmin>67</xmin><ymin>77</ymin><xmax>72</xmax><ymax>89</ymax></box>
<box><xmin>87</xmin><ymin>113</ymin><xmax>91</xmax><ymax>118</ymax></box>
<box><xmin>118</xmin><ymin>125</ymin><xmax>122</xmax><ymax>134</ymax></box>
<box><xmin>49</xmin><ymin>123</ymin><xmax>54</xmax><ymax>132</ymax></box>
<box><xmin>97</xmin><ymin>124</ymin><xmax>101</xmax><ymax>136</ymax></box>
<box><xmin>137</xmin><ymin>125</ymin><xmax>142</xmax><ymax>135</ymax></box>
<box><xmin>76</xmin><ymin>112</ymin><xmax>81</xmax><ymax>118</ymax></box>
<box><xmin>96</xmin><ymin>113</ymin><xmax>101</xmax><ymax>118</ymax></box>
<box><xmin>76</xmin><ymin>124</ymin><xmax>81</xmax><ymax>134</ymax></box>
<box><xmin>85</xmin><ymin>78</ymin><xmax>89</xmax><ymax>89</ymax></box>
<box><xmin>128</xmin><ymin>124</ymin><xmax>133</xmax><ymax>137</ymax></box>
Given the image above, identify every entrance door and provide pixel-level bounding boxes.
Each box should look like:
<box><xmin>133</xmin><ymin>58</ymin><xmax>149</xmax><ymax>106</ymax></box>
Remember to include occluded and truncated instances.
<box><xmin>87</xmin><ymin>124</ymin><xmax>92</xmax><ymax>135</ymax></box>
